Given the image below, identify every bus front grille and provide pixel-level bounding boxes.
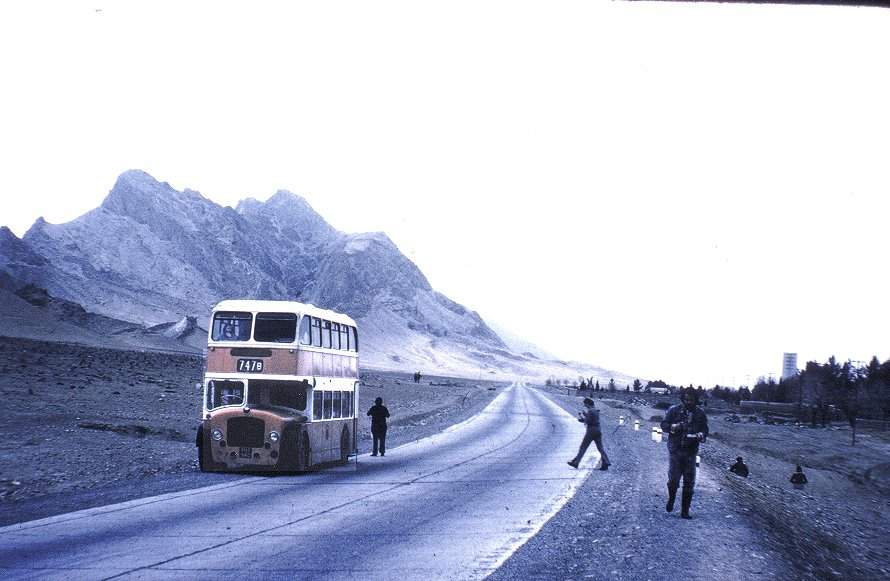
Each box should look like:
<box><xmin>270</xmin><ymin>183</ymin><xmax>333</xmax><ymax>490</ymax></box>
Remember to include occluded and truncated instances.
<box><xmin>227</xmin><ymin>417</ymin><xmax>265</xmax><ymax>448</ymax></box>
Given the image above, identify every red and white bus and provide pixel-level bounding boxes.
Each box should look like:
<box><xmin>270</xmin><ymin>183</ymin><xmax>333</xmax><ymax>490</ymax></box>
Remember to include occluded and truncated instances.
<box><xmin>196</xmin><ymin>300</ymin><xmax>359</xmax><ymax>471</ymax></box>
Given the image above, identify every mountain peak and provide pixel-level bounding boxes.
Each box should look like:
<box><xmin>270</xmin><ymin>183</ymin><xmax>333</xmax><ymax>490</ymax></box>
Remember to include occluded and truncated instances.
<box><xmin>0</xmin><ymin>225</ymin><xmax>47</xmax><ymax>267</ymax></box>
<box><xmin>101</xmin><ymin>169</ymin><xmax>177</xmax><ymax>214</ymax></box>
<box><xmin>236</xmin><ymin>190</ymin><xmax>336</xmax><ymax>238</ymax></box>
<box><xmin>115</xmin><ymin>169</ymin><xmax>158</xmax><ymax>187</ymax></box>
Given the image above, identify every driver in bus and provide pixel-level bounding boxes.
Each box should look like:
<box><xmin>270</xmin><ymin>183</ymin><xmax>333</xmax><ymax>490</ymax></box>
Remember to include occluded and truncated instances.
<box><xmin>221</xmin><ymin>385</ymin><xmax>242</xmax><ymax>406</ymax></box>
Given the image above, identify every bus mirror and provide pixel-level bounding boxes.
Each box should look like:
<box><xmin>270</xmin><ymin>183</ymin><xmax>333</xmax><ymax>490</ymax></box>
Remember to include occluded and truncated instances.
<box><xmin>195</xmin><ymin>383</ymin><xmax>202</xmax><ymax>391</ymax></box>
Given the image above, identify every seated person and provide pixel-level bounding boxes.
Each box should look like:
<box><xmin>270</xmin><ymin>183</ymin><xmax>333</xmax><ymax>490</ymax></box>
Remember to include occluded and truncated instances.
<box><xmin>729</xmin><ymin>456</ymin><xmax>749</xmax><ymax>478</ymax></box>
<box><xmin>790</xmin><ymin>465</ymin><xmax>808</xmax><ymax>488</ymax></box>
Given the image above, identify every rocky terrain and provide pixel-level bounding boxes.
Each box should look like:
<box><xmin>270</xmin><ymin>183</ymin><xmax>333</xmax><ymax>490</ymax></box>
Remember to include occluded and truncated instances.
<box><xmin>0</xmin><ymin>170</ymin><xmax>628</xmax><ymax>382</ymax></box>
<box><xmin>0</xmin><ymin>336</ymin><xmax>502</xmax><ymax>526</ymax></box>
<box><xmin>3</xmin><ymin>337</ymin><xmax>887</xmax><ymax>579</ymax></box>
<box><xmin>490</xmin><ymin>389</ymin><xmax>890</xmax><ymax>581</ymax></box>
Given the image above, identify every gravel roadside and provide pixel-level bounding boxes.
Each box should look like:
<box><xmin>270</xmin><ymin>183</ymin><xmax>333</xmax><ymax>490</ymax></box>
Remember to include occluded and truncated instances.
<box><xmin>488</xmin><ymin>388</ymin><xmax>794</xmax><ymax>581</ymax></box>
<box><xmin>0</xmin><ymin>336</ymin><xmax>503</xmax><ymax>526</ymax></box>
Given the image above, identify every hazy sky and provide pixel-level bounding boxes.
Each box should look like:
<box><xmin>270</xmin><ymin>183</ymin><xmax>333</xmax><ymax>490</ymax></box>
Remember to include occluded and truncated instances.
<box><xmin>2</xmin><ymin>1</ymin><xmax>889</xmax><ymax>387</ymax></box>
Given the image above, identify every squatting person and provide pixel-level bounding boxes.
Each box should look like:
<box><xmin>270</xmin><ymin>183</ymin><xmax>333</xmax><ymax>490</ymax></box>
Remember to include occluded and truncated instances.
<box><xmin>567</xmin><ymin>397</ymin><xmax>611</xmax><ymax>470</ymax></box>
<box><xmin>660</xmin><ymin>389</ymin><xmax>709</xmax><ymax>519</ymax></box>
<box><xmin>367</xmin><ymin>397</ymin><xmax>390</xmax><ymax>457</ymax></box>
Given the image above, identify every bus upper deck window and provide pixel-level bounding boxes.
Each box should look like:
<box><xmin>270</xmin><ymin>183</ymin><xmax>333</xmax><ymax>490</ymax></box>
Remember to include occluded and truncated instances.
<box><xmin>350</xmin><ymin>326</ymin><xmax>359</xmax><ymax>352</ymax></box>
<box><xmin>312</xmin><ymin>317</ymin><xmax>322</xmax><ymax>347</ymax></box>
<box><xmin>331</xmin><ymin>323</ymin><xmax>340</xmax><ymax>350</ymax></box>
<box><xmin>212</xmin><ymin>312</ymin><xmax>252</xmax><ymax>342</ymax></box>
<box><xmin>339</xmin><ymin>325</ymin><xmax>348</xmax><ymax>350</ymax></box>
<box><xmin>254</xmin><ymin>312</ymin><xmax>297</xmax><ymax>343</ymax></box>
<box><xmin>322</xmin><ymin>320</ymin><xmax>332</xmax><ymax>349</ymax></box>
<box><xmin>299</xmin><ymin>316</ymin><xmax>311</xmax><ymax>345</ymax></box>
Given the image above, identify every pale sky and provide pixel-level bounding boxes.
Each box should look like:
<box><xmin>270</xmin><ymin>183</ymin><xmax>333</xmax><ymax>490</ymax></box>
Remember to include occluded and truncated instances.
<box><xmin>1</xmin><ymin>1</ymin><xmax>889</xmax><ymax>387</ymax></box>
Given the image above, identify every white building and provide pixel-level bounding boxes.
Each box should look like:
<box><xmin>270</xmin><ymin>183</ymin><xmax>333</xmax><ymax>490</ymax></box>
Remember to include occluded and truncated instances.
<box><xmin>782</xmin><ymin>353</ymin><xmax>798</xmax><ymax>380</ymax></box>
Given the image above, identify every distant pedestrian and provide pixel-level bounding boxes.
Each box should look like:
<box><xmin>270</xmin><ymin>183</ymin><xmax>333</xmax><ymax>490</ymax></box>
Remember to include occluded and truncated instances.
<box><xmin>367</xmin><ymin>397</ymin><xmax>390</xmax><ymax>456</ymax></box>
<box><xmin>729</xmin><ymin>456</ymin><xmax>749</xmax><ymax>478</ymax></box>
<box><xmin>661</xmin><ymin>389</ymin><xmax>709</xmax><ymax>519</ymax></box>
<box><xmin>790</xmin><ymin>465</ymin><xmax>808</xmax><ymax>489</ymax></box>
<box><xmin>567</xmin><ymin>398</ymin><xmax>611</xmax><ymax>470</ymax></box>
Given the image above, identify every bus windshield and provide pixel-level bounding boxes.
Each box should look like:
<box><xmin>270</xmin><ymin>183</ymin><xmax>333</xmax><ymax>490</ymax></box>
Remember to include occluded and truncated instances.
<box><xmin>207</xmin><ymin>379</ymin><xmax>245</xmax><ymax>409</ymax></box>
<box><xmin>211</xmin><ymin>311</ymin><xmax>252</xmax><ymax>341</ymax></box>
<box><xmin>247</xmin><ymin>379</ymin><xmax>309</xmax><ymax>413</ymax></box>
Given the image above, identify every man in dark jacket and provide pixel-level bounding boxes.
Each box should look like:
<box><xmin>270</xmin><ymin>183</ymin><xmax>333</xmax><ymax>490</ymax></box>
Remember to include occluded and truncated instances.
<box><xmin>567</xmin><ymin>397</ymin><xmax>611</xmax><ymax>470</ymax></box>
<box><xmin>660</xmin><ymin>389</ymin><xmax>709</xmax><ymax>518</ymax></box>
<box><xmin>367</xmin><ymin>397</ymin><xmax>390</xmax><ymax>457</ymax></box>
<box><xmin>790</xmin><ymin>465</ymin><xmax>808</xmax><ymax>488</ymax></box>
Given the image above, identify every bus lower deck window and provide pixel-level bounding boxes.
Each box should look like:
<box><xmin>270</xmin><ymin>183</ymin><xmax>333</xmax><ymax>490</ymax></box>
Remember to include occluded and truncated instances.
<box><xmin>208</xmin><ymin>380</ymin><xmax>245</xmax><ymax>409</ymax></box>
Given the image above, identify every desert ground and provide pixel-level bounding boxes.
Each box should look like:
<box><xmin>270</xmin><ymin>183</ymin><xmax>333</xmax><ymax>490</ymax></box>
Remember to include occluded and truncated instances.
<box><xmin>489</xmin><ymin>388</ymin><xmax>890</xmax><ymax>581</ymax></box>
<box><xmin>2</xmin><ymin>337</ymin><xmax>888</xmax><ymax>580</ymax></box>
<box><xmin>0</xmin><ymin>336</ymin><xmax>502</xmax><ymax>525</ymax></box>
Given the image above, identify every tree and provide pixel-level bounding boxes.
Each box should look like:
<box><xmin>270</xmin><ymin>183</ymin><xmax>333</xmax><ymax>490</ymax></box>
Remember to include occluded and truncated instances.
<box><xmin>837</xmin><ymin>360</ymin><xmax>865</xmax><ymax>445</ymax></box>
<box><xmin>595</xmin><ymin>380</ymin><xmax>600</xmax><ymax>391</ymax></box>
<box><xmin>632</xmin><ymin>379</ymin><xmax>642</xmax><ymax>392</ymax></box>
<box><xmin>608</xmin><ymin>378</ymin><xmax>616</xmax><ymax>392</ymax></box>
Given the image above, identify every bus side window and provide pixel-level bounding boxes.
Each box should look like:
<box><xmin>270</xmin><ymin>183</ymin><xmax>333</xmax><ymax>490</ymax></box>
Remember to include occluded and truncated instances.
<box><xmin>339</xmin><ymin>325</ymin><xmax>348</xmax><ymax>350</ymax></box>
<box><xmin>312</xmin><ymin>317</ymin><xmax>322</xmax><ymax>347</ymax></box>
<box><xmin>350</xmin><ymin>326</ymin><xmax>359</xmax><ymax>352</ymax></box>
<box><xmin>299</xmin><ymin>316</ymin><xmax>311</xmax><ymax>345</ymax></box>
<box><xmin>332</xmin><ymin>391</ymin><xmax>342</xmax><ymax>418</ymax></box>
<box><xmin>344</xmin><ymin>391</ymin><xmax>353</xmax><ymax>417</ymax></box>
<box><xmin>322</xmin><ymin>320</ymin><xmax>332</xmax><ymax>349</ymax></box>
<box><xmin>313</xmin><ymin>390</ymin><xmax>323</xmax><ymax>420</ymax></box>
<box><xmin>323</xmin><ymin>391</ymin><xmax>332</xmax><ymax>420</ymax></box>
<box><xmin>331</xmin><ymin>323</ymin><xmax>340</xmax><ymax>350</ymax></box>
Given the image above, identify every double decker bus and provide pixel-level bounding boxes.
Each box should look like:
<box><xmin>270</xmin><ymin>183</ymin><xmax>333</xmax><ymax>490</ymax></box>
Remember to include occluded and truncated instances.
<box><xmin>196</xmin><ymin>300</ymin><xmax>359</xmax><ymax>471</ymax></box>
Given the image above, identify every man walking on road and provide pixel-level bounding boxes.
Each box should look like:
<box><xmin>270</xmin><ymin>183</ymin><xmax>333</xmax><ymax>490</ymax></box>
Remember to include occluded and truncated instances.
<box><xmin>568</xmin><ymin>397</ymin><xmax>611</xmax><ymax>470</ymax></box>
<box><xmin>661</xmin><ymin>389</ymin><xmax>709</xmax><ymax>519</ymax></box>
<box><xmin>367</xmin><ymin>397</ymin><xmax>390</xmax><ymax>457</ymax></box>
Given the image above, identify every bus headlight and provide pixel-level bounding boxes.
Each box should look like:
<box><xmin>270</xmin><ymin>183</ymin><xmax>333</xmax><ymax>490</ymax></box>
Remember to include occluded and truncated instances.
<box><xmin>269</xmin><ymin>431</ymin><xmax>280</xmax><ymax>443</ymax></box>
<box><xmin>211</xmin><ymin>428</ymin><xmax>224</xmax><ymax>441</ymax></box>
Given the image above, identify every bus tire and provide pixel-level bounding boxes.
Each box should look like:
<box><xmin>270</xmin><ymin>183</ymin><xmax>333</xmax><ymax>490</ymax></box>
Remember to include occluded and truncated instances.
<box><xmin>301</xmin><ymin>434</ymin><xmax>312</xmax><ymax>471</ymax></box>
<box><xmin>340</xmin><ymin>427</ymin><xmax>350</xmax><ymax>464</ymax></box>
<box><xmin>277</xmin><ymin>428</ymin><xmax>299</xmax><ymax>471</ymax></box>
<box><xmin>197</xmin><ymin>426</ymin><xmax>217</xmax><ymax>472</ymax></box>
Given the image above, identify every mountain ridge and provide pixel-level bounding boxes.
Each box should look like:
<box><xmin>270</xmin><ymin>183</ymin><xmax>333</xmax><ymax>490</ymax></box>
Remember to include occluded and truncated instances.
<box><xmin>1</xmin><ymin>170</ymin><xmax>632</xmax><ymax>382</ymax></box>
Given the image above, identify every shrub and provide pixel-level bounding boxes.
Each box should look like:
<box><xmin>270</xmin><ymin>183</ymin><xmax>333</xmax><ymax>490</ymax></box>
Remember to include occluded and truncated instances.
<box><xmin>654</xmin><ymin>401</ymin><xmax>671</xmax><ymax>410</ymax></box>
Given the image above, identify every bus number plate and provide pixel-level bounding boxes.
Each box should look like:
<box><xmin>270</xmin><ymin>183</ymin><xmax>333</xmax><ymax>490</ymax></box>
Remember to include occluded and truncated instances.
<box><xmin>237</xmin><ymin>358</ymin><xmax>264</xmax><ymax>373</ymax></box>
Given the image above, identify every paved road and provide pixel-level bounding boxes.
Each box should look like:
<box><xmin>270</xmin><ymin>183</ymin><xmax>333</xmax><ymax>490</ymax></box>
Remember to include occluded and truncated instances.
<box><xmin>0</xmin><ymin>384</ymin><xmax>597</xmax><ymax>580</ymax></box>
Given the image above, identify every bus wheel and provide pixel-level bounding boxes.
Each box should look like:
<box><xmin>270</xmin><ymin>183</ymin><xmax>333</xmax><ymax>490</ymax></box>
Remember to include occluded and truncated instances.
<box><xmin>301</xmin><ymin>434</ymin><xmax>312</xmax><ymax>470</ymax></box>
<box><xmin>340</xmin><ymin>427</ymin><xmax>350</xmax><ymax>464</ymax></box>
<box><xmin>198</xmin><ymin>426</ymin><xmax>215</xmax><ymax>472</ymax></box>
<box><xmin>278</xmin><ymin>429</ymin><xmax>299</xmax><ymax>471</ymax></box>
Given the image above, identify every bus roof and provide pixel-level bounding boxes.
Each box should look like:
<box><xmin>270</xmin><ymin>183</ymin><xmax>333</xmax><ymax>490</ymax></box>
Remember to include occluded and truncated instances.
<box><xmin>212</xmin><ymin>299</ymin><xmax>357</xmax><ymax>326</ymax></box>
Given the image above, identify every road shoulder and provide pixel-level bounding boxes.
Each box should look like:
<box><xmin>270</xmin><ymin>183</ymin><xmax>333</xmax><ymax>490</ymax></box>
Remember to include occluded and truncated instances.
<box><xmin>487</xmin><ymin>388</ymin><xmax>793</xmax><ymax>581</ymax></box>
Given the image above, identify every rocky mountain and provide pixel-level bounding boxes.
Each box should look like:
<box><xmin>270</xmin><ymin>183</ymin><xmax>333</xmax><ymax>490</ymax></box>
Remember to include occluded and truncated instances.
<box><xmin>0</xmin><ymin>170</ymin><xmax>630</xmax><ymax>382</ymax></box>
